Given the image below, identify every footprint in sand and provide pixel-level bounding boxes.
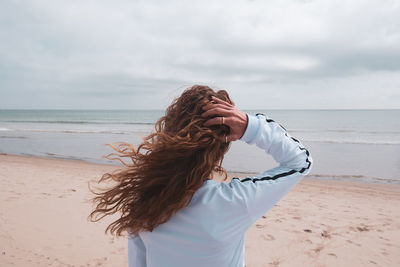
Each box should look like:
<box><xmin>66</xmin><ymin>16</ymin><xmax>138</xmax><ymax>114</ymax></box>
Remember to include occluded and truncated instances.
<box><xmin>256</xmin><ymin>224</ymin><xmax>265</xmax><ymax>229</ymax></box>
<box><xmin>356</xmin><ymin>226</ymin><xmax>370</xmax><ymax>232</ymax></box>
<box><xmin>262</xmin><ymin>234</ymin><xmax>275</xmax><ymax>241</ymax></box>
<box><xmin>269</xmin><ymin>259</ymin><xmax>281</xmax><ymax>266</ymax></box>
<box><xmin>379</xmin><ymin>236</ymin><xmax>390</xmax><ymax>241</ymax></box>
<box><xmin>56</xmin><ymin>189</ymin><xmax>78</xmax><ymax>199</ymax></box>
<box><xmin>321</xmin><ymin>230</ymin><xmax>331</xmax><ymax>239</ymax></box>
<box><xmin>111</xmin><ymin>247</ymin><xmax>125</xmax><ymax>255</ymax></box>
<box><xmin>346</xmin><ymin>240</ymin><xmax>361</xmax><ymax>247</ymax></box>
<box><xmin>349</xmin><ymin>225</ymin><xmax>370</xmax><ymax>232</ymax></box>
<box><xmin>312</xmin><ymin>244</ymin><xmax>324</xmax><ymax>254</ymax></box>
<box><xmin>89</xmin><ymin>257</ymin><xmax>108</xmax><ymax>265</ymax></box>
<box><xmin>327</xmin><ymin>253</ymin><xmax>337</xmax><ymax>258</ymax></box>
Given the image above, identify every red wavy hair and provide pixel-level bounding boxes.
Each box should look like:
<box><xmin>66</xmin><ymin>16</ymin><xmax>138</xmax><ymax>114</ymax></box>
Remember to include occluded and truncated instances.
<box><xmin>89</xmin><ymin>85</ymin><xmax>233</xmax><ymax>236</ymax></box>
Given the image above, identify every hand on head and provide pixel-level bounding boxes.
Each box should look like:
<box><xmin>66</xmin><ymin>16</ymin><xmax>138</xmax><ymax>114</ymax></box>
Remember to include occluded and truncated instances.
<box><xmin>202</xmin><ymin>96</ymin><xmax>248</xmax><ymax>142</ymax></box>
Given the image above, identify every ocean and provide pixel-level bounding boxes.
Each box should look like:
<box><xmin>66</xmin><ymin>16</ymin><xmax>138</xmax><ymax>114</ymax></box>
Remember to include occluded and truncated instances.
<box><xmin>0</xmin><ymin>109</ymin><xmax>399</xmax><ymax>184</ymax></box>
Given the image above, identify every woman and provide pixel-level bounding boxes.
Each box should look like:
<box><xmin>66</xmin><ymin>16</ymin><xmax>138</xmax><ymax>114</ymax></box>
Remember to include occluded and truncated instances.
<box><xmin>89</xmin><ymin>85</ymin><xmax>313</xmax><ymax>267</ymax></box>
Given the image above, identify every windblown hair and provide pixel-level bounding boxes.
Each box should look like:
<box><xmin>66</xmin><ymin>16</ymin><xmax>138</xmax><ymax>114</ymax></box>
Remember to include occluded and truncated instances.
<box><xmin>89</xmin><ymin>85</ymin><xmax>233</xmax><ymax>236</ymax></box>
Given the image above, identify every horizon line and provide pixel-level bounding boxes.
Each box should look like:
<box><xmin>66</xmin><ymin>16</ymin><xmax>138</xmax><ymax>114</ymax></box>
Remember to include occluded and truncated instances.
<box><xmin>0</xmin><ymin>108</ymin><xmax>399</xmax><ymax>111</ymax></box>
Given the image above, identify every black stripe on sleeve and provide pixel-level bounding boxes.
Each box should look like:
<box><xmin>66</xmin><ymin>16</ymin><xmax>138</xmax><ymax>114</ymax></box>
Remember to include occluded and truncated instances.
<box><xmin>233</xmin><ymin>115</ymin><xmax>312</xmax><ymax>183</ymax></box>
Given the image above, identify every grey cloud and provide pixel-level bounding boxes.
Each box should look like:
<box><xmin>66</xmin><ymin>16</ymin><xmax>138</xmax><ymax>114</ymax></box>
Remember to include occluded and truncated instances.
<box><xmin>0</xmin><ymin>0</ymin><xmax>399</xmax><ymax>109</ymax></box>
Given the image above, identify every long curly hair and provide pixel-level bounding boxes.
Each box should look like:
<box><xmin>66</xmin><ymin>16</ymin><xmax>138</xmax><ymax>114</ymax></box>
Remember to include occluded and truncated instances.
<box><xmin>89</xmin><ymin>85</ymin><xmax>233</xmax><ymax>236</ymax></box>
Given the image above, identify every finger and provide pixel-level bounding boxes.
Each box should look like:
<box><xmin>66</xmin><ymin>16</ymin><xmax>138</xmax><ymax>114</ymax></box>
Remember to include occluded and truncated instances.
<box><xmin>204</xmin><ymin>116</ymin><xmax>233</xmax><ymax>127</ymax></box>
<box><xmin>202</xmin><ymin>107</ymin><xmax>232</xmax><ymax>118</ymax></box>
<box><xmin>203</xmin><ymin>117</ymin><xmax>223</xmax><ymax>127</ymax></box>
<box><xmin>202</xmin><ymin>97</ymin><xmax>232</xmax><ymax>111</ymax></box>
<box><xmin>202</xmin><ymin>105</ymin><xmax>233</xmax><ymax>118</ymax></box>
<box><xmin>202</xmin><ymin>100</ymin><xmax>232</xmax><ymax>111</ymax></box>
<box><xmin>226</xmin><ymin>134</ymin><xmax>235</xmax><ymax>142</ymax></box>
<box><xmin>204</xmin><ymin>116</ymin><xmax>234</xmax><ymax>128</ymax></box>
<box><xmin>210</xmin><ymin>96</ymin><xmax>233</xmax><ymax>107</ymax></box>
<box><xmin>202</xmin><ymin>103</ymin><xmax>231</xmax><ymax>111</ymax></box>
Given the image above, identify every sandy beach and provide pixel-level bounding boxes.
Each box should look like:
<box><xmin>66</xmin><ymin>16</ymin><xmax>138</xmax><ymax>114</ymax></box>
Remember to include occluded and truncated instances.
<box><xmin>0</xmin><ymin>154</ymin><xmax>399</xmax><ymax>267</ymax></box>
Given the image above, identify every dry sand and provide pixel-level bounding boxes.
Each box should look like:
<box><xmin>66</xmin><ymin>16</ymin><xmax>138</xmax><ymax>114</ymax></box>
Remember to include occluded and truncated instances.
<box><xmin>0</xmin><ymin>154</ymin><xmax>399</xmax><ymax>267</ymax></box>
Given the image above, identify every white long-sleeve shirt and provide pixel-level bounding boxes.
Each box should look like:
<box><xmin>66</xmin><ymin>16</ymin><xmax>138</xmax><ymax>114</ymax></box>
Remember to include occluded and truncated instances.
<box><xmin>128</xmin><ymin>113</ymin><xmax>313</xmax><ymax>267</ymax></box>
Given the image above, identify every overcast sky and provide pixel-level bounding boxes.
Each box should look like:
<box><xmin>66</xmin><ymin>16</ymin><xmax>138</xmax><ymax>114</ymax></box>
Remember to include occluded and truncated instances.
<box><xmin>0</xmin><ymin>0</ymin><xmax>399</xmax><ymax>109</ymax></box>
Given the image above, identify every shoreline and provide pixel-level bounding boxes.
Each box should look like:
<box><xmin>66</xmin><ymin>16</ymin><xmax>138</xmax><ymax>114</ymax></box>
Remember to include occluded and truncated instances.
<box><xmin>2</xmin><ymin>152</ymin><xmax>399</xmax><ymax>185</ymax></box>
<box><xmin>1</xmin><ymin>153</ymin><xmax>399</xmax><ymax>266</ymax></box>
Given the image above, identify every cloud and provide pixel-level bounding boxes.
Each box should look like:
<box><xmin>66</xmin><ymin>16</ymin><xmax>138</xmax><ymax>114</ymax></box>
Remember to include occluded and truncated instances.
<box><xmin>0</xmin><ymin>0</ymin><xmax>399</xmax><ymax>109</ymax></box>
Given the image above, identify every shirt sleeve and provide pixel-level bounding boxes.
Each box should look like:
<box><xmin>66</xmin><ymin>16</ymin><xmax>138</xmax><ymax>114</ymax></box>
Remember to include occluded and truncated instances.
<box><xmin>128</xmin><ymin>234</ymin><xmax>146</xmax><ymax>267</ymax></box>
<box><xmin>228</xmin><ymin>113</ymin><xmax>313</xmax><ymax>230</ymax></box>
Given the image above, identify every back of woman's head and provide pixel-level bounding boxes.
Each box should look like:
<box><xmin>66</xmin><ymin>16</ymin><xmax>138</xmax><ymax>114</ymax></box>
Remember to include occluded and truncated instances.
<box><xmin>89</xmin><ymin>85</ymin><xmax>234</xmax><ymax>236</ymax></box>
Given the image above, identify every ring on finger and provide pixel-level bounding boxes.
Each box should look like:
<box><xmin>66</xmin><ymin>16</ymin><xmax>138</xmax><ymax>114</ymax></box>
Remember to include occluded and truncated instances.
<box><xmin>221</xmin><ymin>116</ymin><xmax>225</xmax><ymax>125</ymax></box>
